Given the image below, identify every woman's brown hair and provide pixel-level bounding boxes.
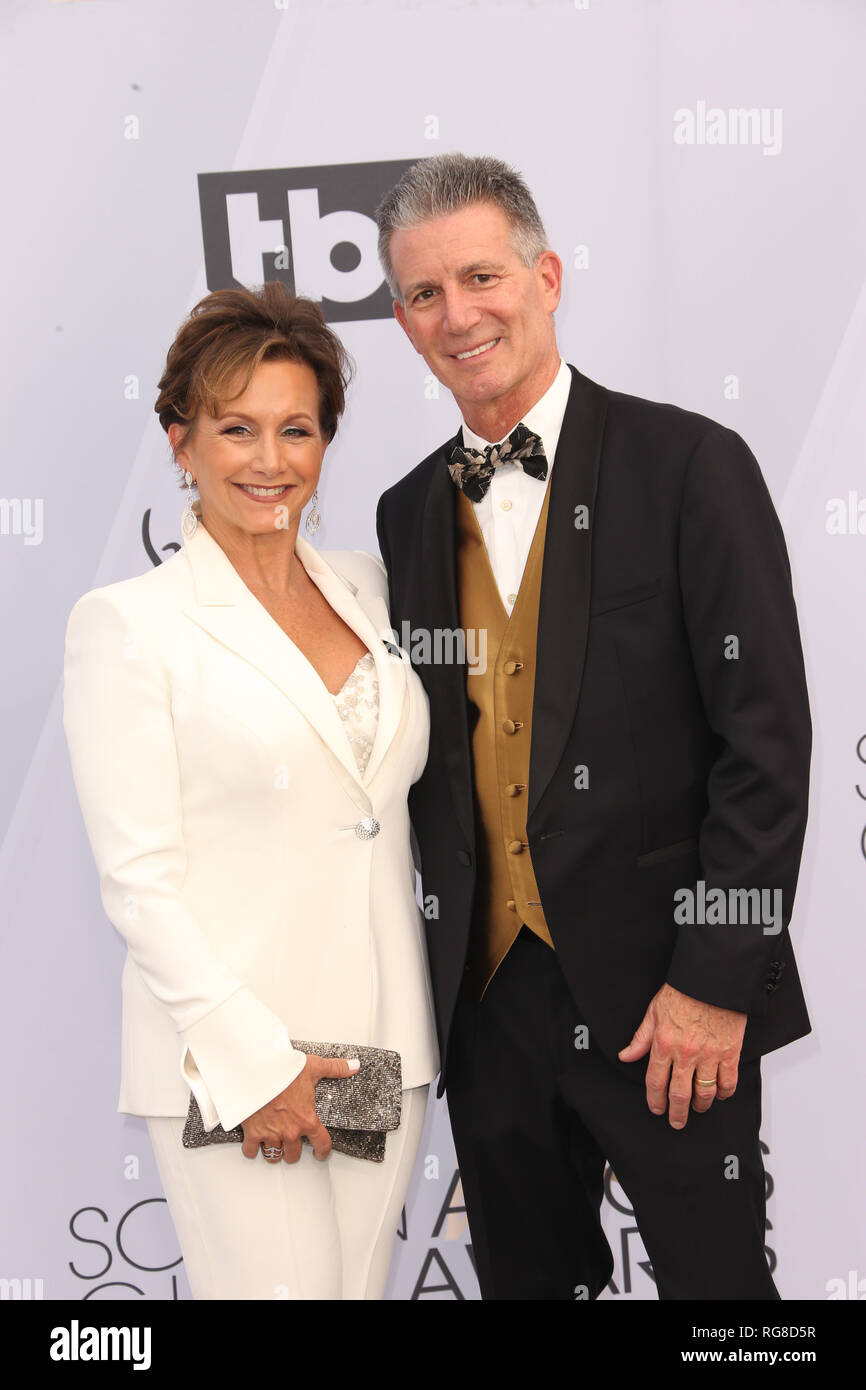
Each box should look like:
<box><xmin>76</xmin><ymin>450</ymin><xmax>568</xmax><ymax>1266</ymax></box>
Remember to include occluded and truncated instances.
<box><xmin>154</xmin><ymin>282</ymin><xmax>354</xmax><ymax>475</ymax></box>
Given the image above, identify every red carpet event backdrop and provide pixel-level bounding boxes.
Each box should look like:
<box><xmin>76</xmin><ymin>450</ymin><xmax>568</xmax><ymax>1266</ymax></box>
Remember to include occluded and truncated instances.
<box><xmin>0</xmin><ymin>0</ymin><xmax>863</xmax><ymax>1300</ymax></box>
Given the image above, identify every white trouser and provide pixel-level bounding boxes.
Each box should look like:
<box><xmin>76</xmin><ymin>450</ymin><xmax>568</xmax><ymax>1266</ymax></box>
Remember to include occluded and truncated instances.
<box><xmin>145</xmin><ymin>1085</ymin><xmax>429</xmax><ymax>1300</ymax></box>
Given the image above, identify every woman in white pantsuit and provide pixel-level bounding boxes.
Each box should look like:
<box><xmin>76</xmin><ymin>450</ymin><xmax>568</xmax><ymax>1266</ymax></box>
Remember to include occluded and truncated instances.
<box><xmin>62</xmin><ymin>285</ymin><xmax>439</xmax><ymax>1299</ymax></box>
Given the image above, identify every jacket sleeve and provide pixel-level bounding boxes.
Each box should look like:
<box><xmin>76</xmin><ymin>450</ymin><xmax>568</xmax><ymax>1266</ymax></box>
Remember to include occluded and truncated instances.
<box><xmin>664</xmin><ymin>424</ymin><xmax>812</xmax><ymax>1014</ymax></box>
<box><xmin>62</xmin><ymin>587</ymin><xmax>308</xmax><ymax>1130</ymax></box>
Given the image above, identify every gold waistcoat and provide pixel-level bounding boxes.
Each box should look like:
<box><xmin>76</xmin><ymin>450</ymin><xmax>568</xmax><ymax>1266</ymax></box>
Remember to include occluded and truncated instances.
<box><xmin>456</xmin><ymin>482</ymin><xmax>554</xmax><ymax>999</ymax></box>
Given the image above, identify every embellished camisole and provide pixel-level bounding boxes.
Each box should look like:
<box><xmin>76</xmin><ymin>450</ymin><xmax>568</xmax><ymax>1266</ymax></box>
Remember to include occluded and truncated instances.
<box><xmin>331</xmin><ymin>650</ymin><xmax>379</xmax><ymax>779</ymax></box>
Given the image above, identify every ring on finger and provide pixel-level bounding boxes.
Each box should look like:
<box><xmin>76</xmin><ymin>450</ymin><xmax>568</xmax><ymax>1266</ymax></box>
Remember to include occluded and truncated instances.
<box><xmin>695</xmin><ymin>1078</ymin><xmax>717</xmax><ymax>1088</ymax></box>
<box><xmin>261</xmin><ymin>1143</ymin><xmax>283</xmax><ymax>1161</ymax></box>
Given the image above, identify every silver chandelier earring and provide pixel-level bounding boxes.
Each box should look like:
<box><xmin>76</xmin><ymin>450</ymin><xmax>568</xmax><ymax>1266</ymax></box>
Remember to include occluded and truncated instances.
<box><xmin>305</xmin><ymin>489</ymin><xmax>321</xmax><ymax>536</ymax></box>
<box><xmin>182</xmin><ymin>470</ymin><xmax>198</xmax><ymax>539</ymax></box>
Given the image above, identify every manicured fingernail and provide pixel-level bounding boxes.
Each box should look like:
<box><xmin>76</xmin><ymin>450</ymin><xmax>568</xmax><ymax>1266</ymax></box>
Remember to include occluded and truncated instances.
<box><xmin>347</xmin><ymin>1057</ymin><xmax>360</xmax><ymax>1072</ymax></box>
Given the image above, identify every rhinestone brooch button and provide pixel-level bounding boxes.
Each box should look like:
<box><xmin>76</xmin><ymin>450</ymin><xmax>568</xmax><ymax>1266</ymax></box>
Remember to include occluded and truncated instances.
<box><xmin>355</xmin><ymin>817</ymin><xmax>381</xmax><ymax>840</ymax></box>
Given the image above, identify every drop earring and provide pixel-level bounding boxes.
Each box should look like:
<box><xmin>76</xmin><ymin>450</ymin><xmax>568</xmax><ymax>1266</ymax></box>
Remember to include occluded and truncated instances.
<box><xmin>182</xmin><ymin>470</ymin><xmax>198</xmax><ymax>538</ymax></box>
<box><xmin>305</xmin><ymin>489</ymin><xmax>321</xmax><ymax>536</ymax></box>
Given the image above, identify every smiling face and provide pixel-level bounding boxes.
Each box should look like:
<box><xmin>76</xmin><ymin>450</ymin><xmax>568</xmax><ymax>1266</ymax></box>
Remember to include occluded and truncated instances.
<box><xmin>389</xmin><ymin>200</ymin><xmax>563</xmax><ymax>438</ymax></box>
<box><xmin>169</xmin><ymin>356</ymin><xmax>326</xmax><ymax>545</ymax></box>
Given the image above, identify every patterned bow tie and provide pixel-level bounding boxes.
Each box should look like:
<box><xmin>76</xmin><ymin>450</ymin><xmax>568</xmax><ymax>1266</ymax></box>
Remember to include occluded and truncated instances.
<box><xmin>448</xmin><ymin>422</ymin><xmax>548</xmax><ymax>503</ymax></box>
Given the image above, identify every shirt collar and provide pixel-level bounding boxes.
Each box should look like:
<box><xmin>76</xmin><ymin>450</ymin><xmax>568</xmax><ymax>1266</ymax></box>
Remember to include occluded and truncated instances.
<box><xmin>460</xmin><ymin>356</ymin><xmax>571</xmax><ymax>471</ymax></box>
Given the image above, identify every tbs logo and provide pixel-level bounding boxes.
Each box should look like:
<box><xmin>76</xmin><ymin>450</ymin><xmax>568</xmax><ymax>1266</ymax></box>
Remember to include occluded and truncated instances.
<box><xmin>198</xmin><ymin>159</ymin><xmax>415</xmax><ymax>322</ymax></box>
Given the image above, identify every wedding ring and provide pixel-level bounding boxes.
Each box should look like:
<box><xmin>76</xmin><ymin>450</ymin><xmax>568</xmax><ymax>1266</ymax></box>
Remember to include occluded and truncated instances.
<box><xmin>695</xmin><ymin>1078</ymin><xmax>717</xmax><ymax>1087</ymax></box>
<box><xmin>261</xmin><ymin>1144</ymin><xmax>283</xmax><ymax>1160</ymax></box>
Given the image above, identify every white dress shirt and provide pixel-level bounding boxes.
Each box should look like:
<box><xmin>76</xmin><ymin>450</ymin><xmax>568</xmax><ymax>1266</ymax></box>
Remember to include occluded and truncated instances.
<box><xmin>460</xmin><ymin>357</ymin><xmax>571</xmax><ymax>610</ymax></box>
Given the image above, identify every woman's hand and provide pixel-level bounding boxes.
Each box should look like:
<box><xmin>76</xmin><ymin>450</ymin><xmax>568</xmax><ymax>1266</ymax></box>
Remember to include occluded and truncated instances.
<box><xmin>239</xmin><ymin>1054</ymin><xmax>360</xmax><ymax>1163</ymax></box>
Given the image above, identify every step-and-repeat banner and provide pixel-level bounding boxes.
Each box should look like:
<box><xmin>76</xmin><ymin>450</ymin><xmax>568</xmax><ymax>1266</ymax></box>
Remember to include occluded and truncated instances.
<box><xmin>1</xmin><ymin>0</ymin><xmax>864</xmax><ymax>1300</ymax></box>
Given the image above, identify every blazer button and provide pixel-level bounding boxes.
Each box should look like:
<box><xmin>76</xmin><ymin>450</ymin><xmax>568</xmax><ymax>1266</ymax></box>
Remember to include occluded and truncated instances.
<box><xmin>354</xmin><ymin>817</ymin><xmax>381</xmax><ymax>840</ymax></box>
<box><xmin>506</xmin><ymin>899</ymin><xmax>518</xmax><ymax>912</ymax></box>
<box><xmin>504</xmin><ymin>783</ymin><xmax>525</xmax><ymax>797</ymax></box>
<box><xmin>507</xmin><ymin>839</ymin><xmax>524</xmax><ymax>855</ymax></box>
<box><xmin>503</xmin><ymin>660</ymin><xmax>524</xmax><ymax>676</ymax></box>
<box><xmin>457</xmin><ymin>849</ymin><xmax>472</xmax><ymax>867</ymax></box>
<box><xmin>502</xmin><ymin>719</ymin><xmax>523</xmax><ymax>735</ymax></box>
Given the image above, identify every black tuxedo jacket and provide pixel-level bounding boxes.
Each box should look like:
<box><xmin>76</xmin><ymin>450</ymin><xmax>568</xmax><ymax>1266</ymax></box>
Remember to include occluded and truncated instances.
<box><xmin>376</xmin><ymin>365</ymin><xmax>812</xmax><ymax>1097</ymax></box>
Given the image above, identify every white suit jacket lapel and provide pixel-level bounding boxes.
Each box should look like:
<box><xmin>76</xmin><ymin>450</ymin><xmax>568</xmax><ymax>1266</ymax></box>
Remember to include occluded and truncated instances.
<box><xmin>294</xmin><ymin>535</ymin><xmax>405</xmax><ymax>787</ymax></box>
<box><xmin>179</xmin><ymin>510</ymin><xmax>406</xmax><ymax>791</ymax></box>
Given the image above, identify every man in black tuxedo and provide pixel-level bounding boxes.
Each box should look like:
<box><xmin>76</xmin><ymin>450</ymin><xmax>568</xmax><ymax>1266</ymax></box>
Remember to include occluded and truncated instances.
<box><xmin>374</xmin><ymin>154</ymin><xmax>811</xmax><ymax>1300</ymax></box>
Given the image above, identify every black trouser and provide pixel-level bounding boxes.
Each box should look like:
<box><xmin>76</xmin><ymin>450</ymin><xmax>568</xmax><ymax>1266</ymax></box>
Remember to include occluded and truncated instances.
<box><xmin>445</xmin><ymin>926</ymin><xmax>778</xmax><ymax>1300</ymax></box>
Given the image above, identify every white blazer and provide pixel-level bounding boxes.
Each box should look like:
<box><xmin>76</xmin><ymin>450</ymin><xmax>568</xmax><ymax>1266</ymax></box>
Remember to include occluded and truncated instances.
<box><xmin>62</xmin><ymin>509</ymin><xmax>439</xmax><ymax>1132</ymax></box>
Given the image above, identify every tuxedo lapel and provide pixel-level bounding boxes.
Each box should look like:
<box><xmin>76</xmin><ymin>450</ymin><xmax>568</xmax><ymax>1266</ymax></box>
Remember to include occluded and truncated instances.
<box><xmin>527</xmin><ymin>366</ymin><xmax>606</xmax><ymax>820</ymax></box>
<box><xmin>179</xmin><ymin>507</ymin><xmax>405</xmax><ymax>792</ymax></box>
<box><xmin>418</xmin><ymin>436</ymin><xmax>476</xmax><ymax>850</ymax></box>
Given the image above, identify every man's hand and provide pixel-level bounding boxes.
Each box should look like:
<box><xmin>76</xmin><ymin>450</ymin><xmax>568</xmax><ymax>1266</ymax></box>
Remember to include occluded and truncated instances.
<box><xmin>617</xmin><ymin>984</ymin><xmax>747</xmax><ymax>1129</ymax></box>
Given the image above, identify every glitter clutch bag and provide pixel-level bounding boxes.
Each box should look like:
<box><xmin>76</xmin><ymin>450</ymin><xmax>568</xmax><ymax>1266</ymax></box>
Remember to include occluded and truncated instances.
<box><xmin>181</xmin><ymin>1040</ymin><xmax>402</xmax><ymax>1163</ymax></box>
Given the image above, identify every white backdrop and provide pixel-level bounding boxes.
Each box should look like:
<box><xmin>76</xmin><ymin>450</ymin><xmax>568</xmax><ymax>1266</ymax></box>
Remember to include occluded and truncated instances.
<box><xmin>1</xmin><ymin>0</ymin><xmax>864</xmax><ymax>1301</ymax></box>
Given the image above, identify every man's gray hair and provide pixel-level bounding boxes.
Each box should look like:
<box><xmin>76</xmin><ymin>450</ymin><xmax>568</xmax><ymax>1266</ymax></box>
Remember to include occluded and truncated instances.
<box><xmin>376</xmin><ymin>152</ymin><xmax>550</xmax><ymax>301</ymax></box>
